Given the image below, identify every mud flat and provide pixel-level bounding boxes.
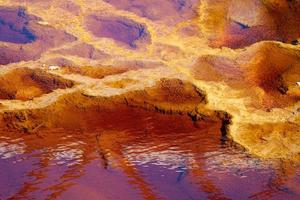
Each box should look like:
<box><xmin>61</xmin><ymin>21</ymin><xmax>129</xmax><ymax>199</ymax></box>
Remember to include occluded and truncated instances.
<box><xmin>0</xmin><ymin>0</ymin><xmax>299</xmax><ymax>177</ymax></box>
<box><xmin>0</xmin><ymin>0</ymin><xmax>299</xmax><ymax>199</ymax></box>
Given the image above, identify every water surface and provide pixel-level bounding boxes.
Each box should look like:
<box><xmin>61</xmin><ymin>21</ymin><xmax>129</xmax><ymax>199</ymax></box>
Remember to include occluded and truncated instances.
<box><xmin>0</xmin><ymin>108</ymin><xmax>299</xmax><ymax>200</ymax></box>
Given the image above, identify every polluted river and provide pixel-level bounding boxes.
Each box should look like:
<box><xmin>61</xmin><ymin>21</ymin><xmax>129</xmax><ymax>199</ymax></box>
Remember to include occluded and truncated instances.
<box><xmin>0</xmin><ymin>0</ymin><xmax>300</xmax><ymax>199</ymax></box>
<box><xmin>0</xmin><ymin>107</ymin><xmax>299</xmax><ymax>199</ymax></box>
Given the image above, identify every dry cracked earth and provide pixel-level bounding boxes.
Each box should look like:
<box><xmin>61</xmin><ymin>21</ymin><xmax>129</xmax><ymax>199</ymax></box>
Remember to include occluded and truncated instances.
<box><xmin>0</xmin><ymin>0</ymin><xmax>299</xmax><ymax>162</ymax></box>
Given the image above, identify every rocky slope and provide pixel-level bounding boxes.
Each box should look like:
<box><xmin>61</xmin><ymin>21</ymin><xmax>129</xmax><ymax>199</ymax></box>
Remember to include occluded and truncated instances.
<box><xmin>0</xmin><ymin>0</ymin><xmax>299</xmax><ymax>160</ymax></box>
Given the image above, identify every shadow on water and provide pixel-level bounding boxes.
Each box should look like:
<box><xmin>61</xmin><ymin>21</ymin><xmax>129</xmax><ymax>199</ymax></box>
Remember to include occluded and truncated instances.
<box><xmin>0</xmin><ymin>107</ymin><xmax>299</xmax><ymax>199</ymax></box>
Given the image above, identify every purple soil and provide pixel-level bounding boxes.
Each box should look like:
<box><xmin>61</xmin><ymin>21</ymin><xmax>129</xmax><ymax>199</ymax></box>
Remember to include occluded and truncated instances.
<box><xmin>52</xmin><ymin>43</ymin><xmax>109</xmax><ymax>60</ymax></box>
<box><xmin>86</xmin><ymin>15</ymin><xmax>151</xmax><ymax>48</ymax></box>
<box><xmin>104</xmin><ymin>0</ymin><xmax>199</xmax><ymax>24</ymax></box>
<box><xmin>211</xmin><ymin>21</ymin><xmax>281</xmax><ymax>49</ymax></box>
<box><xmin>0</xmin><ymin>8</ymin><xmax>36</xmax><ymax>44</ymax></box>
<box><xmin>0</xmin><ymin>7</ymin><xmax>76</xmax><ymax>65</ymax></box>
<box><xmin>210</xmin><ymin>2</ymin><xmax>300</xmax><ymax>48</ymax></box>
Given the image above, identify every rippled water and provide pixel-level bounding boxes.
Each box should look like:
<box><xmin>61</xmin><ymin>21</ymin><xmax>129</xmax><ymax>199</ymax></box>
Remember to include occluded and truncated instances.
<box><xmin>0</xmin><ymin>108</ymin><xmax>299</xmax><ymax>200</ymax></box>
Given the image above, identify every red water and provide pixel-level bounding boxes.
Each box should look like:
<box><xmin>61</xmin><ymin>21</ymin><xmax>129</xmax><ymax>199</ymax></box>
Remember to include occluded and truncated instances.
<box><xmin>0</xmin><ymin>108</ymin><xmax>299</xmax><ymax>200</ymax></box>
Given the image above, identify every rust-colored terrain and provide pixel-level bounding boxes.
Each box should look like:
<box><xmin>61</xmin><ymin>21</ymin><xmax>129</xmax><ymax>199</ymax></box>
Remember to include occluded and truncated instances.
<box><xmin>0</xmin><ymin>0</ymin><xmax>299</xmax><ymax>161</ymax></box>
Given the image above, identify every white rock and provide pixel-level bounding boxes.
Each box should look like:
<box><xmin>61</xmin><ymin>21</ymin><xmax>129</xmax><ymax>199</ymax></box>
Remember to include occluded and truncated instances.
<box><xmin>38</xmin><ymin>21</ymin><xmax>49</xmax><ymax>26</ymax></box>
<box><xmin>297</xmin><ymin>82</ymin><xmax>300</xmax><ymax>86</ymax></box>
<box><xmin>48</xmin><ymin>65</ymin><xmax>60</xmax><ymax>70</ymax></box>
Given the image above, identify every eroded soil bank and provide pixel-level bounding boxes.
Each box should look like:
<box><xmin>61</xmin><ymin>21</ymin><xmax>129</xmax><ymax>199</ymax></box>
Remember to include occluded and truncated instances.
<box><xmin>0</xmin><ymin>76</ymin><xmax>220</xmax><ymax>132</ymax></box>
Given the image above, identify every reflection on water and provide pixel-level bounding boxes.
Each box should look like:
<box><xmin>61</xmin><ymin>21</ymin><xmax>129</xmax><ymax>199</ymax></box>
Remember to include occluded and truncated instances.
<box><xmin>0</xmin><ymin>108</ymin><xmax>299</xmax><ymax>200</ymax></box>
<box><xmin>0</xmin><ymin>137</ymin><xmax>25</xmax><ymax>159</ymax></box>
